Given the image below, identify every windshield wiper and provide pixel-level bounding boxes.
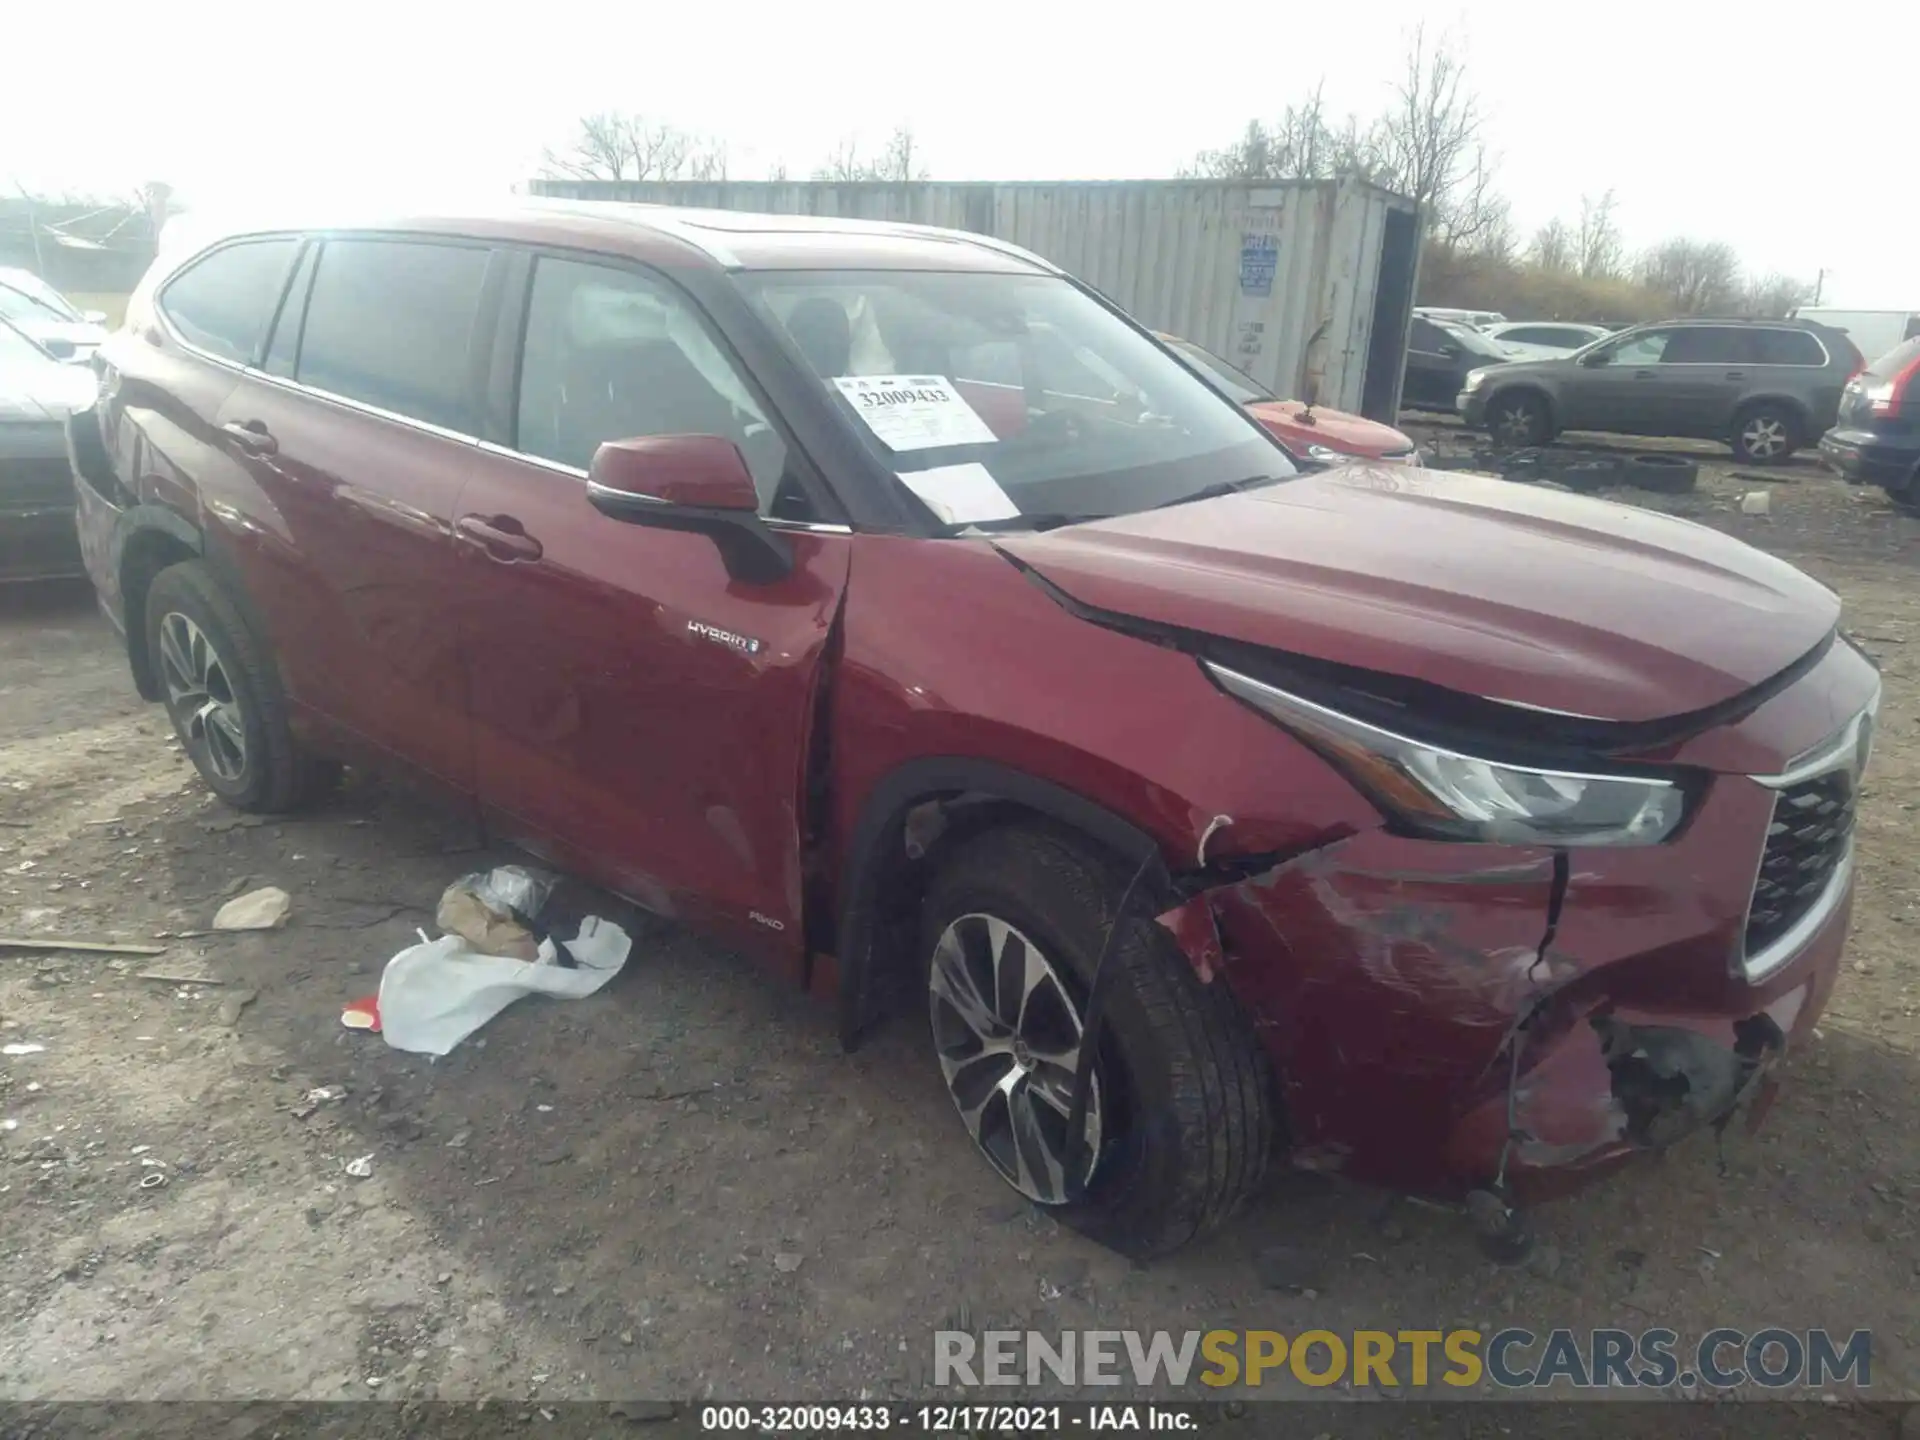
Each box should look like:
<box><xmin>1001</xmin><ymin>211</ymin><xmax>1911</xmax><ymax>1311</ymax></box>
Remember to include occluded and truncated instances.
<box><xmin>937</xmin><ymin>512</ymin><xmax>1103</xmax><ymax>536</ymax></box>
<box><xmin>1152</xmin><ymin>473</ymin><xmax>1288</xmax><ymax>511</ymax></box>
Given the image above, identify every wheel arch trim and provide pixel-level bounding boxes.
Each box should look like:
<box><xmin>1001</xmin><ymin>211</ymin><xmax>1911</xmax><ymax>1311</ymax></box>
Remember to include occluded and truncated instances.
<box><xmin>832</xmin><ymin>756</ymin><xmax>1171</xmax><ymax>1051</ymax></box>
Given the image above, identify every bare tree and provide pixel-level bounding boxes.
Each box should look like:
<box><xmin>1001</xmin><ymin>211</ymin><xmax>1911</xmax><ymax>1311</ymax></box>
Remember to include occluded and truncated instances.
<box><xmin>873</xmin><ymin>127</ymin><xmax>928</xmax><ymax>183</ymax></box>
<box><xmin>812</xmin><ymin>138</ymin><xmax>865</xmax><ymax>183</ymax></box>
<box><xmin>540</xmin><ymin>113</ymin><xmax>724</xmax><ymax>183</ymax></box>
<box><xmin>766</xmin><ymin>160</ymin><xmax>790</xmax><ymax>183</ymax></box>
<box><xmin>812</xmin><ymin>127</ymin><xmax>928</xmax><ymax>183</ymax></box>
<box><xmin>1184</xmin><ymin>87</ymin><xmax>1364</xmax><ymax>182</ymax></box>
<box><xmin>1638</xmin><ymin>237</ymin><xmax>1742</xmax><ymax>314</ymax></box>
<box><xmin>1373</xmin><ymin>24</ymin><xmax>1484</xmax><ymax>244</ymax></box>
<box><xmin>1739</xmin><ymin>272</ymin><xmax>1817</xmax><ymax>319</ymax></box>
<box><xmin>1575</xmin><ymin>190</ymin><xmax>1623</xmax><ymax>280</ymax></box>
<box><xmin>1185</xmin><ymin>119</ymin><xmax>1279</xmax><ymax>180</ymax></box>
<box><xmin>1443</xmin><ymin>145</ymin><xmax>1512</xmax><ymax>257</ymax></box>
<box><xmin>1529</xmin><ymin>218</ymin><xmax>1575</xmax><ymax>273</ymax></box>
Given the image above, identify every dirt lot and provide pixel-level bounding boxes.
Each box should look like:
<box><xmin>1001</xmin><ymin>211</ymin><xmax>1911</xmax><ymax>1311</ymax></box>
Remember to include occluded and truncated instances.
<box><xmin>3</xmin><ymin>432</ymin><xmax>1919</xmax><ymax>1428</ymax></box>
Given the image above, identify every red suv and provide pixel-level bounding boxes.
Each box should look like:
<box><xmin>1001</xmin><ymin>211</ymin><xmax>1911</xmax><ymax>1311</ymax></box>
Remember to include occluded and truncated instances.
<box><xmin>69</xmin><ymin>205</ymin><xmax>1876</xmax><ymax>1257</ymax></box>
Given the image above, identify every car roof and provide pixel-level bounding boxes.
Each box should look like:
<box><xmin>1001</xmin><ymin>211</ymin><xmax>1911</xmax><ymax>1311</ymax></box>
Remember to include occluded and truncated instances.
<box><xmin>184</xmin><ymin>198</ymin><xmax>1057</xmax><ymax>277</ymax></box>
<box><xmin>1636</xmin><ymin>316</ymin><xmax>1826</xmax><ymax>331</ymax></box>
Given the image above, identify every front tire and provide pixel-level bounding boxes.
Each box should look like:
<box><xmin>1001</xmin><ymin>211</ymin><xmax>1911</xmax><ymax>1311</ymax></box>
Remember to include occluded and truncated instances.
<box><xmin>1484</xmin><ymin>391</ymin><xmax>1551</xmax><ymax>449</ymax></box>
<box><xmin>1731</xmin><ymin>404</ymin><xmax>1800</xmax><ymax>464</ymax></box>
<box><xmin>145</xmin><ymin>560</ymin><xmax>324</xmax><ymax>812</ymax></box>
<box><xmin>921</xmin><ymin>824</ymin><xmax>1273</xmax><ymax>1258</ymax></box>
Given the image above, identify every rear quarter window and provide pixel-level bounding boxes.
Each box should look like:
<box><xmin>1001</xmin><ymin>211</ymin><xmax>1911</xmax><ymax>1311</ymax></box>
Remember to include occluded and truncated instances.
<box><xmin>1753</xmin><ymin>329</ymin><xmax>1829</xmax><ymax>366</ymax></box>
<box><xmin>159</xmin><ymin>239</ymin><xmax>301</xmax><ymax>365</ymax></box>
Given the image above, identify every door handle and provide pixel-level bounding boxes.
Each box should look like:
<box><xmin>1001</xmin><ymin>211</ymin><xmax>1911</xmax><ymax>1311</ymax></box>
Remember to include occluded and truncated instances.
<box><xmin>455</xmin><ymin>513</ymin><xmax>543</xmax><ymax>562</ymax></box>
<box><xmin>1633</xmin><ymin>369</ymin><xmax>1657</xmax><ymax>379</ymax></box>
<box><xmin>1724</xmin><ymin>371</ymin><xmax>1747</xmax><ymax>380</ymax></box>
<box><xmin>221</xmin><ymin>419</ymin><xmax>277</xmax><ymax>455</ymax></box>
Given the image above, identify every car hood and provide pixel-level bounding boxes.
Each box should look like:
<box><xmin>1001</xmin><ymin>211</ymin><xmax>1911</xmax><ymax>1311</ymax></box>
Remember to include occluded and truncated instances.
<box><xmin>0</xmin><ymin>360</ymin><xmax>95</xmax><ymax>419</ymax></box>
<box><xmin>1245</xmin><ymin>400</ymin><xmax>1412</xmax><ymax>457</ymax></box>
<box><xmin>993</xmin><ymin>466</ymin><xmax>1839</xmax><ymax>723</ymax></box>
<box><xmin>10</xmin><ymin>317</ymin><xmax>107</xmax><ymax>355</ymax></box>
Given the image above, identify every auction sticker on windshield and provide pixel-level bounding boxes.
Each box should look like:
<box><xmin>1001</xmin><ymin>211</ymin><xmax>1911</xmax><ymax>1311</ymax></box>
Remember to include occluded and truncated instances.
<box><xmin>833</xmin><ymin>375</ymin><xmax>999</xmax><ymax>452</ymax></box>
<box><xmin>897</xmin><ymin>462</ymin><xmax>1020</xmax><ymax>525</ymax></box>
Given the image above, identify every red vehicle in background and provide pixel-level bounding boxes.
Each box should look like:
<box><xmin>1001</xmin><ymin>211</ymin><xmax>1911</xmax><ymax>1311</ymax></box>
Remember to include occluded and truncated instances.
<box><xmin>1157</xmin><ymin>332</ymin><xmax>1420</xmax><ymax>465</ymax></box>
<box><xmin>68</xmin><ymin>204</ymin><xmax>1874</xmax><ymax>1260</ymax></box>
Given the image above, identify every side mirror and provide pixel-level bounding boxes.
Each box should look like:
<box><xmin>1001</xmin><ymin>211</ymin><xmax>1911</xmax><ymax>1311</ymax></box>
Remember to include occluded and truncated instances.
<box><xmin>586</xmin><ymin>435</ymin><xmax>792</xmax><ymax>585</ymax></box>
<box><xmin>1439</xmin><ymin>342</ymin><xmax>1462</xmax><ymax>359</ymax></box>
<box><xmin>1580</xmin><ymin>350</ymin><xmax>1612</xmax><ymax>367</ymax></box>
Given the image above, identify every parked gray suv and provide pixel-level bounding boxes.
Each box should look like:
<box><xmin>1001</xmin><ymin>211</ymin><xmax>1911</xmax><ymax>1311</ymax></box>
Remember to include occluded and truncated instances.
<box><xmin>1458</xmin><ymin>318</ymin><xmax>1865</xmax><ymax>463</ymax></box>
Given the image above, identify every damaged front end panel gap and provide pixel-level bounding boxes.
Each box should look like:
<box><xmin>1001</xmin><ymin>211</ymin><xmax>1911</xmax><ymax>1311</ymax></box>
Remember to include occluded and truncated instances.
<box><xmin>1470</xmin><ymin>847</ymin><xmax>1571</xmax><ymax>1264</ymax></box>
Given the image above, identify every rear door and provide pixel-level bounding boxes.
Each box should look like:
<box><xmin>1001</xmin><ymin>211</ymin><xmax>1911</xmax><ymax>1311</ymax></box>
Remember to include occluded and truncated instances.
<box><xmin>214</xmin><ymin>234</ymin><xmax>494</xmax><ymax>789</ymax></box>
<box><xmin>451</xmin><ymin>250</ymin><xmax>851</xmax><ymax>977</ymax></box>
<box><xmin>1655</xmin><ymin>326</ymin><xmax>1754</xmax><ymax>436</ymax></box>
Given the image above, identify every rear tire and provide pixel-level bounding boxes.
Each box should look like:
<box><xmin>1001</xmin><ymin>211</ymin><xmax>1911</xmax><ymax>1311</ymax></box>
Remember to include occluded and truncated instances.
<box><xmin>144</xmin><ymin>560</ymin><xmax>327</xmax><ymax>813</ymax></box>
<box><xmin>920</xmin><ymin>823</ymin><xmax>1273</xmax><ymax>1259</ymax></box>
<box><xmin>1731</xmin><ymin>403</ymin><xmax>1800</xmax><ymax>464</ymax></box>
<box><xmin>1484</xmin><ymin>391</ymin><xmax>1552</xmax><ymax>449</ymax></box>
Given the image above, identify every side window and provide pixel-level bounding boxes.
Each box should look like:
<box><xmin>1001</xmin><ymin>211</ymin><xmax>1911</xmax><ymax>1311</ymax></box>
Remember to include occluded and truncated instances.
<box><xmin>1409</xmin><ymin>318</ymin><xmax>1448</xmax><ymax>352</ymax></box>
<box><xmin>1502</xmin><ymin>327</ymin><xmax>1548</xmax><ymax>345</ymax></box>
<box><xmin>159</xmin><ymin>239</ymin><xmax>300</xmax><ymax>365</ymax></box>
<box><xmin>262</xmin><ymin>244</ymin><xmax>318</xmax><ymax>378</ymax></box>
<box><xmin>1604</xmin><ymin>330</ymin><xmax>1672</xmax><ymax>366</ymax></box>
<box><xmin>1660</xmin><ymin>328</ymin><xmax>1739</xmax><ymax>364</ymax></box>
<box><xmin>1753</xmin><ymin>329</ymin><xmax>1827</xmax><ymax>366</ymax></box>
<box><xmin>1545</xmin><ymin>327</ymin><xmax>1595</xmax><ymax>348</ymax></box>
<box><xmin>515</xmin><ymin>257</ymin><xmax>808</xmax><ymax>519</ymax></box>
<box><xmin>296</xmin><ymin>239</ymin><xmax>489</xmax><ymax>431</ymax></box>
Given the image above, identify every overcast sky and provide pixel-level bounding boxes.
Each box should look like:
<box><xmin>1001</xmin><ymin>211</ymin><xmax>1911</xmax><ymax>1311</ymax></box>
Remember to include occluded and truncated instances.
<box><xmin>5</xmin><ymin>0</ymin><xmax>1910</xmax><ymax>307</ymax></box>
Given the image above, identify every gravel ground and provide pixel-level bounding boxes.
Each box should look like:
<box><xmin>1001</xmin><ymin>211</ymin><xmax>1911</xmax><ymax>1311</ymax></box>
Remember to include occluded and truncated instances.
<box><xmin>2</xmin><ymin>436</ymin><xmax>1918</xmax><ymax>1435</ymax></box>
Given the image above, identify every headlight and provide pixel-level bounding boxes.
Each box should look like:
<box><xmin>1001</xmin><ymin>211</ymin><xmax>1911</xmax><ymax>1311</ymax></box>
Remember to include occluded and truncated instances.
<box><xmin>1205</xmin><ymin>661</ymin><xmax>1687</xmax><ymax>846</ymax></box>
<box><xmin>1461</xmin><ymin>368</ymin><xmax>1490</xmax><ymax>392</ymax></box>
<box><xmin>1303</xmin><ymin>443</ymin><xmax>1345</xmax><ymax>464</ymax></box>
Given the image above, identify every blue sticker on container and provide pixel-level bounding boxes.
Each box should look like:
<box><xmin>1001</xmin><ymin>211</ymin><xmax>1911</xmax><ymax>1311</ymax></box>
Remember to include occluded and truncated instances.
<box><xmin>1239</xmin><ymin>234</ymin><xmax>1278</xmax><ymax>297</ymax></box>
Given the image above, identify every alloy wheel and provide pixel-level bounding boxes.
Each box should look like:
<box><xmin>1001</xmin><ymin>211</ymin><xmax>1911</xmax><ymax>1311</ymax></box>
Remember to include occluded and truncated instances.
<box><xmin>1742</xmin><ymin>415</ymin><xmax>1788</xmax><ymax>460</ymax></box>
<box><xmin>928</xmin><ymin>913</ymin><xmax>1103</xmax><ymax>1205</ymax></box>
<box><xmin>1492</xmin><ymin>401</ymin><xmax>1538</xmax><ymax>446</ymax></box>
<box><xmin>157</xmin><ymin>611</ymin><xmax>248</xmax><ymax>782</ymax></box>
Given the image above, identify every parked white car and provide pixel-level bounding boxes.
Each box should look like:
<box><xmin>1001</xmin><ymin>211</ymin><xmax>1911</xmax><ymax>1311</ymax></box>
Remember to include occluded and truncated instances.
<box><xmin>1414</xmin><ymin>306</ymin><xmax>1507</xmax><ymax>331</ymax></box>
<box><xmin>0</xmin><ymin>268</ymin><xmax>110</xmax><ymax>364</ymax></box>
<box><xmin>1482</xmin><ymin>321</ymin><xmax>1613</xmax><ymax>363</ymax></box>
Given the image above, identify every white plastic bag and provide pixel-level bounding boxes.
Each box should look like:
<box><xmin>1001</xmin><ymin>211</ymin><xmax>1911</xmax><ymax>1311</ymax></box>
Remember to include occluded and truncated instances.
<box><xmin>377</xmin><ymin>916</ymin><xmax>632</xmax><ymax>1057</ymax></box>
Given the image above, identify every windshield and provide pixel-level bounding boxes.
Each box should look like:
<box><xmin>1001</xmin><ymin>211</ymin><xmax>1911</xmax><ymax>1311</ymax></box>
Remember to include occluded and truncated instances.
<box><xmin>1436</xmin><ymin>320</ymin><xmax>1509</xmax><ymax>360</ymax></box>
<box><xmin>0</xmin><ymin>282</ymin><xmax>75</xmax><ymax>324</ymax></box>
<box><xmin>739</xmin><ymin>270</ymin><xmax>1294</xmax><ymax>527</ymax></box>
<box><xmin>1163</xmin><ymin>337</ymin><xmax>1274</xmax><ymax>405</ymax></box>
<box><xmin>0</xmin><ymin>319</ymin><xmax>53</xmax><ymax>369</ymax></box>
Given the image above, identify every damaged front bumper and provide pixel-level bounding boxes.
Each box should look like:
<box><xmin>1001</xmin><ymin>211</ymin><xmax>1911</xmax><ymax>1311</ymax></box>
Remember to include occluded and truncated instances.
<box><xmin>1170</xmin><ymin>762</ymin><xmax>1853</xmax><ymax>1202</ymax></box>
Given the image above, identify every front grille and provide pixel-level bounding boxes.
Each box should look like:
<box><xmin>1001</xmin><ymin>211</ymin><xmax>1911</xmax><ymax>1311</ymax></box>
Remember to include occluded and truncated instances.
<box><xmin>1745</xmin><ymin>771</ymin><xmax>1855</xmax><ymax>954</ymax></box>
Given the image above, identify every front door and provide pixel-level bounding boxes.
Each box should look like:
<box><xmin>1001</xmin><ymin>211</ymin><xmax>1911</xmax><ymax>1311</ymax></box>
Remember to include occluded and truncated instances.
<box><xmin>453</xmin><ymin>252</ymin><xmax>850</xmax><ymax>976</ymax></box>
<box><xmin>1561</xmin><ymin>328</ymin><xmax>1677</xmax><ymax>434</ymax></box>
<box><xmin>1401</xmin><ymin>318</ymin><xmax>1460</xmax><ymax>409</ymax></box>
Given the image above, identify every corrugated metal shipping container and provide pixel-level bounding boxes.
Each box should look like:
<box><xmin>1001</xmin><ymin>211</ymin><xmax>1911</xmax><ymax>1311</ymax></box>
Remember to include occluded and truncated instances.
<box><xmin>526</xmin><ymin>178</ymin><xmax>1424</xmax><ymax>421</ymax></box>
